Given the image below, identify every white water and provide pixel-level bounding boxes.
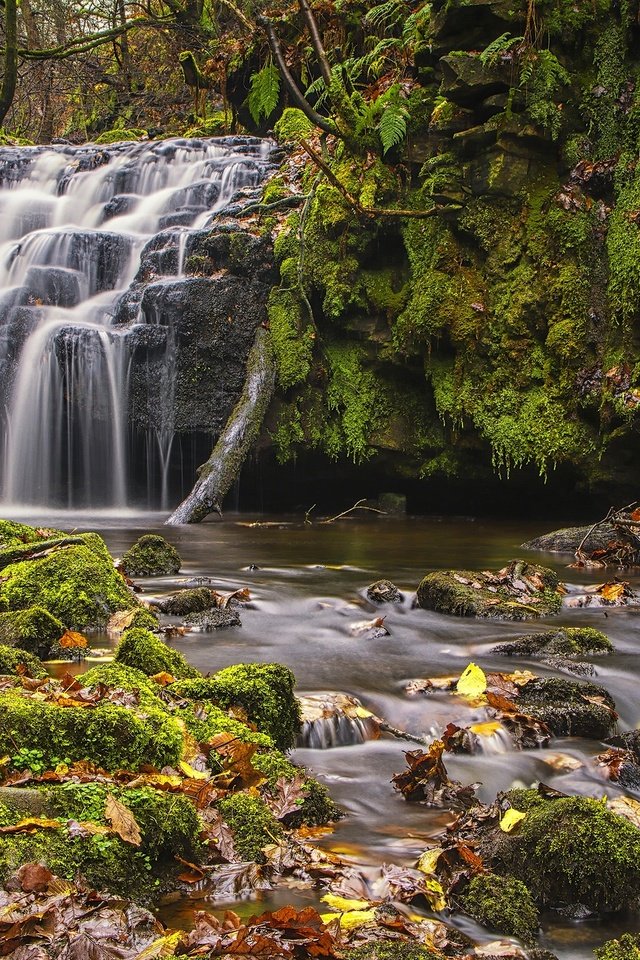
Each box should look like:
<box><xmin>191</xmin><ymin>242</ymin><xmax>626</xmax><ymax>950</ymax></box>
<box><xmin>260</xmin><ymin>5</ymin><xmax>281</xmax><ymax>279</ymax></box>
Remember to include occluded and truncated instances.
<box><xmin>0</xmin><ymin>137</ymin><xmax>271</xmax><ymax>509</ymax></box>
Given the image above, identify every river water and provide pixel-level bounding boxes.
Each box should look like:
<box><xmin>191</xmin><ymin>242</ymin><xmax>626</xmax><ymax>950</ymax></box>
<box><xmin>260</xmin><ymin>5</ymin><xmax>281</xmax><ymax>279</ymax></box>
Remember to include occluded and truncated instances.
<box><xmin>9</xmin><ymin>509</ymin><xmax>640</xmax><ymax>958</ymax></box>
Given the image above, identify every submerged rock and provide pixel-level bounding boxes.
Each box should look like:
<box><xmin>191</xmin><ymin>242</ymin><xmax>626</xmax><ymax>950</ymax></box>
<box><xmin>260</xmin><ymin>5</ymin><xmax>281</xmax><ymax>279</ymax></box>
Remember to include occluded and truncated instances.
<box><xmin>416</xmin><ymin>560</ymin><xmax>562</xmax><ymax>620</ymax></box>
<box><xmin>366</xmin><ymin>579</ymin><xmax>404</xmax><ymax>603</ymax></box>
<box><xmin>516</xmin><ymin>677</ymin><xmax>617</xmax><ymax>739</ymax></box>
<box><xmin>184</xmin><ymin>607</ymin><xmax>241</xmax><ymax>630</ymax></box>
<box><xmin>121</xmin><ymin>535</ymin><xmax>181</xmax><ymax>576</ymax></box>
<box><xmin>522</xmin><ymin>524</ymin><xmax>619</xmax><ymax>554</ymax></box>
<box><xmin>155</xmin><ymin>586</ymin><xmax>216</xmax><ymax>615</ymax></box>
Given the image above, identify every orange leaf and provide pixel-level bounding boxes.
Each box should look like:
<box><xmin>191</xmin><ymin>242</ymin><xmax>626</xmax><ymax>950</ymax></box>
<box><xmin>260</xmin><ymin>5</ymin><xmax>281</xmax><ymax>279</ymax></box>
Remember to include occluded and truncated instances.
<box><xmin>58</xmin><ymin>630</ymin><xmax>87</xmax><ymax>649</ymax></box>
<box><xmin>151</xmin><ymin>672</ymin><xmax>175</xmax><ymax>686</ymax></box>
<box><xmin>0</xmin><ymin>817</ymin><xmax>61</xmax><ymax>834</ymax></box>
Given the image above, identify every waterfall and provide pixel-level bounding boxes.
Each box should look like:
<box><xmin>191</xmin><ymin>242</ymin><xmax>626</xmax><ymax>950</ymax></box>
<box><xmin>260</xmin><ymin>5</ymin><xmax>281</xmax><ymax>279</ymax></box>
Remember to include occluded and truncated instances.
<box><xmin>0</xmin><ymin>137</ymin><xmax>273</xmax><ymax>510</ymax></box>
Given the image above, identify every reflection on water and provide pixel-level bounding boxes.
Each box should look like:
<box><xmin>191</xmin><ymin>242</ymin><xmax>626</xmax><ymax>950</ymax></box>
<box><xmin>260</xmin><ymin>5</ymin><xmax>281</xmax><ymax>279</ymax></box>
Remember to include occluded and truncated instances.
<box><xmin>18</xmin><ymin>511</ymin><xmax>640</xmax><ymax>958</ymax></box>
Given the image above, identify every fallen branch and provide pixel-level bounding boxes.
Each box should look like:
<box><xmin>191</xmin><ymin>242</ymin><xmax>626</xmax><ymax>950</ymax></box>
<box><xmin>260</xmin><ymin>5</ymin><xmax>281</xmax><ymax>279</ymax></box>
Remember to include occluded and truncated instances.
<box><xmin>319</xmin><ymin>499</ymin><xmax>387</xmax><ymax>524</ymax></box>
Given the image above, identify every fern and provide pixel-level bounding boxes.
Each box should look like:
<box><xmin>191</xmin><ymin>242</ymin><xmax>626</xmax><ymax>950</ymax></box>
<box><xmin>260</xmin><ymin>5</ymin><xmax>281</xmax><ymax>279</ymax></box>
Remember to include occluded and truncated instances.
<box><xmin>479</xmin><ymin>32</ymin><xmax>524</xmax><ymax>66</ymax></box>
<box><xmin>378</xmin><ymin>89</ymin><xmax>409</xmax><ymax>154</ymax></box>
<box><xmin>247</xmin><ymin>64</ymin><xmax>280</xmax><ymax>125</ymax></box>
<box><xmin>365</xmin><ymin>0</ymin><xmax>405</xmax><ymax>30</ymax></box>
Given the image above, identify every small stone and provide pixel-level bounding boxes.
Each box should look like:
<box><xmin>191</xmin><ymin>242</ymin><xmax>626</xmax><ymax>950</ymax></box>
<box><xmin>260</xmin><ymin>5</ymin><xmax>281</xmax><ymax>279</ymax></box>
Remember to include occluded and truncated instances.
<box><xmin>366</xmin><ymin>579</ymin><xmax>403</xmax><ymax>603</ymax></box>
<box><xmin>184</xmin><ymin>608</ymin><xmax>241</xmax><ymax>631</ymax></box>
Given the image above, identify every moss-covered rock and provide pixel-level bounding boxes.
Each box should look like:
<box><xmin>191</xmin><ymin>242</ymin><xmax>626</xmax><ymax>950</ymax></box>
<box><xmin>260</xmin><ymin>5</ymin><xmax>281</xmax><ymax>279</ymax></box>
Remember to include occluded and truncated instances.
<box><xmin>0</xmin><ymin>520</ymin><xmax>53</xmax><ymax>548</ymax></box>
<box><xmin>493</xmin><ymin>791</ymin><xmax>640</xmax><ymax>912</ymax></box>
<box><xmin>461</xmin><ymin>873</ymin><xmax>539</xmax><ymax>944</ymax></box>
<box><xmin>493</xmin><ymin>627</ymin><xmax>613</xmax><ymax>658</ymax></box>
<box><xmin>416</xmin><ymin>561</ymin><xmax>562</xmax><ymax>620</ymax></box>
<box><xmin>516</xmin><ymin>677</ymin><xmax>616</xmax><ymax>739</ymax></box>
<box><xmin>172</xmin><ymin>663</ymin><xmax>301</xmax><ymax>751</ymax></box>
<box><xmin>0</xmin><ymin>542</ymin><xmax>134</xmax><ymax>629</ymax></box>
<box><xmin>94</xmin><ymin>127</ymin><xmax>147</xmax><ymax>144</ymax></box>
<box><xmin>121</xmin><ymin>535</ymin><xmax>182</xmax><ymax>576</ymax></box>
<box><xmin>595</xmin><ymin>934</ymin><xmax>640</xmax><ymax>960</ymax></box>
<box><xmin>217</xmin><ymin>792</ymin><xmax>282</xmax><ymax>862</ymax></box>
<box><xmin>0</xmin><ymin>643</ymin><xmax>47</xmax><ymax>678</ymax></box>
<box><xmin>0</xmin><ymin>689</ymin><xmax>183</xmax><ymax>771</ymax></box>
<box><xmin>81</xmin><ymin>662</ymin><xmax>162</xmax><ymax>704</ymax></box>
<box><xmin>156</xmin><ymin>587</ymin><xmax>216</xmax><ymax>616</ymax></box>
<box><xmin>0</xmin><ymin>606</ymin><xmax>65</xmax><ymax>658</ymax></box>
<box><xmin>114</xmin><ymin>627</ymin><xmax>199</xmax><ymax>679</ymax></box>
<box><xmin>253</xmin><ymin>750</ymin><xmax>342</xmax><ymax>826</ymax></box>
<box><xmin>344</xmin><ymin>944</ymin><xmax>446</xmax><ymax>960</ymax></box>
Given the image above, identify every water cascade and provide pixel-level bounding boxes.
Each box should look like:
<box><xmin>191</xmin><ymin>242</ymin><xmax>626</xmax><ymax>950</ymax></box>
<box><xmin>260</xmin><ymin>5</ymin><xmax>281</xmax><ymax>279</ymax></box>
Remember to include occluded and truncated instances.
<box><xmin>0</xmin><ymin>137</ymin><xmax>274</xmax><ymax>511</ymax></box>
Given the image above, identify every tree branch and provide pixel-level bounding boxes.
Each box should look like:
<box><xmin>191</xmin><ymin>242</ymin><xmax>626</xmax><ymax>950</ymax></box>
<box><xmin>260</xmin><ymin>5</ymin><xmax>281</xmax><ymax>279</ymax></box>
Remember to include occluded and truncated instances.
<box><xmin>299</xmin><ymin>0</ymin><xmax>331</xmax><ymax>85</ymax></box>
<box><xmin>18</xmin><ymin>15</ymin><xmax>175</xmax><ymax>61</ymax></box>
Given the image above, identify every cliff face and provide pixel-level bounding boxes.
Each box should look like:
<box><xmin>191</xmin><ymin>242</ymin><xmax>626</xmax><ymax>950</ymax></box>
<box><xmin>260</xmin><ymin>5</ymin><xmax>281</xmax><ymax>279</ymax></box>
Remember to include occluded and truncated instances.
<box><xmin>263</xmin><ymin>0</ymin><xmax>640</xmax><ymax>499</ymax></box>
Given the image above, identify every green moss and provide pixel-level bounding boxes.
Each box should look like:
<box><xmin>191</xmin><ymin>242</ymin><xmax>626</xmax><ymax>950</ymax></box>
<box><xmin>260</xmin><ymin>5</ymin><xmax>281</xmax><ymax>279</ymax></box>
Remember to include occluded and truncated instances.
<box><xmin>325</xmin><ymin>343</ymin><xmax>384</xmax><ymax>463</ymax></box>
<box><xmin>0</xmin><ymin>644</ymin><xmax>46</xmax><ymax>678</ymax></box>
<box><xmin>81</xmin><ymin>662</ymin><xmax>161</xmax><ymax>704</ymax></box>
<box><xmin>494</xmin><ymin>626</ymin><xmax>613</xmax><ymax>657</ymax></box>
<box><xmin>344</xmin><ymin>944</ymin><xmax>445</xmax><ymax>960</ymax></box>
<box><xmin>173</xmin><ymin>663</ymin><xmax>300</xmax><ymax>751</ymax></box>
<box><xmin>0</xmin><ymin>689</ymin><xmax>183</xmax><ymax>771</ymax></box>
<box><xmin>516</xmin><ymin>677</ymin><xmax>617</xmax><ymax>739</ymax></box>
<box><xmin>497</xmin><ymin>792</ymin><xmax>640</xmax><ymax>911</ymax></box>
<box><xmin>217</xmin><ymin>792</ymin><xmax>282</xmax><ymax>861</ymax></box>
<box><xmin>178</xmin><ymin>699</ymin><xmax>273</xmax><ymax>751</ymax></box>
<box><xmin>0</xmin><ymin>606</ymin><xmax>65</xmax><ymax>658</ymax></box>
<box><xmin>0</xmin><ymin>544</ymin><xmax>133</xmax><ymax>629</ymax></box>
<box><xmin>114</xmin><ymin>627</ymin><xmax>199</xmax><ymax>679</ymax></box>
<box><xmin>253</xmin><ymin>751</ymin><xmax>342</xmax><ymax>826</ymax></box>
<box><xmin>183</xmin><ymin>112</ymin><xmax>227</xmax><ymax>137</ymax></box>
<box><xmin>461</xmin><ymin>873</ymin><xmax>539</xmax><ymax>944</ymax></box>
<box><xmin>0</xmin><ymin>520</ymin><xmax>50</xmax><ymax>548</ymax></box>
<box><xmin>416</xmin><ymin>562</ymin><xmax>561</xmax><ymax>620</ymax></box>
<box><xmin>126</xmin><ymin>606</ymin><xmax>160</xmax><ymax>630</ymax></box>
<box><xmin>595</xmin><ymin>934</ymin><xmax>640</xmax><ymax>960</ymax></box>
<box><xmin>267</xmin><ymin>287</ymin><xmax>314</xmax><ymax>390</ymax></box>
<box><xmin>94</xmin><ymin>127</ymin><xmax>147</xmax><ymax>144</ymax></box>
<box><xmin>121</xmin><ymin>535</ymin><xmax>182</xmax><ymax>576</ymax></box>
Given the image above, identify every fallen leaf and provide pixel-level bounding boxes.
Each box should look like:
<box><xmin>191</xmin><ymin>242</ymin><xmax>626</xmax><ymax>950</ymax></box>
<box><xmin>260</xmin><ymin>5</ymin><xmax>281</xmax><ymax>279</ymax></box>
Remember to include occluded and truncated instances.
<box><xmin>456</xmin><ymin>663</ymin><xmax>487</xmax><ymax>698</ymax></box>
<box><xmin>178</xmin><ymin>760</ymin><xmax>209</xmax><ymax>781</ymax></box>
<box><xmin>151</xmin><ymin>672</ymin><xmax>175</xmax><ymax>686</ymax></box>
<box><xmin>105</xmin><ymin>794</ymin><xmax>142</xmax><ymax>846</ymax></box>
<box><xmin>499</xmin><ymin>808</ymin><xmax>526</xmax><ymax>833</ymax></box>
<box><xmin>417</xmin><ymin>848</ymin><xmax>443</xmax><ymax>876</ymax></box>
<box><xmin>469</xmin><ymin>721</ymin><xmax>503</xmax><ymax>736</ymax></box>
<box><xmin>58</xmin><ymin>630</ymin><xmax>88</xmax><ymax>649</ymax></box>
<box><xmin>16</xmin><ymin>863</ymin><xmax>53</xmax><ymax>892</ymax></box>
<box><xmin>599</xmin><ymin>581</ymin><xmax>627</xmax><ymax>602</ymax></box>
<box><xmin>321</xmin><ymin>894</ymin><xmax>371</xmax><ymax>912</ymax></box>
<box><xmin>0</xmin><ymin>818</ymin><xmax>61</xmax><ymax>834</ymax></box>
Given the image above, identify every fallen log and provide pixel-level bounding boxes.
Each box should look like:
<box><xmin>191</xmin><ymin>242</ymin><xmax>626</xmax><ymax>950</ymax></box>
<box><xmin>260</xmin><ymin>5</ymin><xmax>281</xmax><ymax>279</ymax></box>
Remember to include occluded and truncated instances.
<box><xmin>166</xmin><ymin>327</ymin><xmax>275</xmax><ymax>525</ymax></box>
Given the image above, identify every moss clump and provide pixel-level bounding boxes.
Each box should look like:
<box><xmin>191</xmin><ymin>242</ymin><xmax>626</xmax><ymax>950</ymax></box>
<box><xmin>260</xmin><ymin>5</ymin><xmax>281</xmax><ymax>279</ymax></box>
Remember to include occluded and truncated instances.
<box><xmin>217</xmin><ymin>792</ymin><xmax>282</xmax><ymax>862</ymax></box>
<box><xmin>156</xmin><ymin>587</ymin><xmax>215</xmax><ymax>616</ymax></box>
<box><xmin>0</xmin><ymin>643</ymin><xmax>46</xmax><ymax>678</ymax></box>
<box><xmin>94</xmin><ymin>127</ymin><xmax>147</xmax><ymax>144</ymax></box>
<box><xmin>0</xmin><ymin>520</ymin><xmax>51</xmax><ymax>548</ymax></box>
<box><xmin>114</xmin><ymin>627</ymin><xmax>199</xmax><ymax>679</ymax></box>
<box><xmin>121</xmin><ymin>535</ymin><xmax>182</xmax><ymax>577</ymax></box>
<box><xmin>0</xmin><ymin>606</ymin><xmax>65</xmax><ymax>658</ymax></box>
<box><xmin>253</xmin><ymin>750</ymin><xmax>342</xmax><ymax>826</ymax></box>
<box><xmin>267</xmin><ymin>287</ymin><xmax>314</xmax><ymax>390</ymax></box>
<box><xmin>0</xmin><ymin>689</ymin><xmax>183</xmax><ymax>771</ymax></box>
<box><xmin>461</xmin><ymin>873</ymin><xmax>539</xmax><ymax>944</ymax></box>
<box><xmin>516</xmin><ymin>677</ymin><xmax>616</xmax><ymax>739</ymax></box>
<box><xmin>0</xmin><ymin>544</ymin><xmax>133</xmax><ymax>629</ymax></box>
<box><xmin>416</xmin><ymin>562</ymin><xmax>561</xmax><ymax>621</ymax></box>
<box><xmin>179</xmin><ymin>700</ymin><xmax>272</xmax><ymax>752</ymax></box>
<box><xmin>81</xmin><ymin>662</ymin><xmax>161</xmax><ymax>704</ymax></box>
<box><xmin>496</xmin><ymin>792</ymin><xmax>640</xmax><ymax>912</ymax></box>
<box><xmin>0</xmin><ymin>783</ymin><xmax>201</xmax><ymax>899</ymax></box>
<box><xmin>173</xmin><ymin>663</ymin><xmax>301</xmax><ymax>751</ymax></box>
<box><xmin>493</xmin><ymin>627</ymin><xmax>614</xmax><ymax>657</ymax></box>
<box><xmin>595</xmin><ymin>934</ymin><xmax>640</xmax><ymax>960</ymax></box>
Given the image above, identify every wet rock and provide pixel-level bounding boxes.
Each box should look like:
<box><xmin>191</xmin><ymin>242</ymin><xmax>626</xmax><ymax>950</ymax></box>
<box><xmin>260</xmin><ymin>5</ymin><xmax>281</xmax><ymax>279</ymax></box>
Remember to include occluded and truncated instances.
<box><xmin>440</xmin><ymin>52</ymin><xmax>512</xmax><ymax>106</ymax></box>
<box><xmin>522</xmin><ymin>524</ymin><xmax>620</xmax><ymax>554</ymax></box>
<box><xmin>460</xmin><ymin>873</ymin><xmax>539</xmax><ymax>945</ymax></box>
<box><xmin>492</xmin><ymin>626</ymin><xmax>613</xmax><ymax>658</ymax></box>
<box><xmin>184</xmin><ymin>607</ymin><xmax>241</xmax><ymax>631</ymax></box>
<box><xmin>121</xmin><ymin>535</ymin><xmax>182</xmax><ymax>576</ymax></box>
<box><xmin>155</xmin><ymin>587</ymin><xmax>217</xmax><ymax>616</ymax></box>
<box><xmin>515</xmin><ymin>677</ymin><xmax>616</xmax><ymax>739</ymax></box>
<box><xmin>595</xmin><ymin>747</ymin><xmax>640</xmax><ymax>792</ymax></box>
<box><xmin>366</xmin><ymin>579</ymin><xmax>404</xmax><ymax>603</ymax></box>
<box><xmin>606</xmin><ymin>729</ymin><xmax>640</xmax><ymax>761</ymax></box>
<box><xmin>416</xmin><ymin>560</ymin><xmax>562</xmax><ymax>620</ymax></box>
<box><xmin>297</xmin><ymin>693</ymin><xmax>381</xmax><ymax>748</ymax></box>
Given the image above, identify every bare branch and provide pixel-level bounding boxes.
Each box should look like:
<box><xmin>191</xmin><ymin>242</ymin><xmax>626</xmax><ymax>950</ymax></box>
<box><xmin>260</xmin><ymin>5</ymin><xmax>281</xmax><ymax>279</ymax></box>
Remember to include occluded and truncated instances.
<box><xmin>299</xmin><ymin>0</ymin><xmax>331</xmax><ymax>85</ymax></box>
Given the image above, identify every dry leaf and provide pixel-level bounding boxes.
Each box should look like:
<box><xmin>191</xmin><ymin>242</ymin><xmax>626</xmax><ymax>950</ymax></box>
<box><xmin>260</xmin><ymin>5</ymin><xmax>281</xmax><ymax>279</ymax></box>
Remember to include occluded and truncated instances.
<box><xmin>58</xmin><ymin>630</ymin><xmax>88</xmax><ymax>649</ymax></box>
<box><xmin>105</xmin><ymin>794</ymin><xmax>142</xmax><ymax>846</ymax></box>
<box><xmin>499</xmin><ymin>808</ymin><xmax>526</xmax><ymax>833</ymax></box>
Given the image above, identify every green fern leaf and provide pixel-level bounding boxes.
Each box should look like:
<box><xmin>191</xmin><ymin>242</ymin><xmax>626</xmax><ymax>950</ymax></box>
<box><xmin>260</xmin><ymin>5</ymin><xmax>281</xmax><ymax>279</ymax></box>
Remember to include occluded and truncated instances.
<box><xmin>378</xmin><ymin>101</ymin><xmax>409</xmax><ymax>154</ymax></box>
<box><xmin>247</xmin><ymin>64</ymin><xmax>281</xmax><ymax>125</ymax></box>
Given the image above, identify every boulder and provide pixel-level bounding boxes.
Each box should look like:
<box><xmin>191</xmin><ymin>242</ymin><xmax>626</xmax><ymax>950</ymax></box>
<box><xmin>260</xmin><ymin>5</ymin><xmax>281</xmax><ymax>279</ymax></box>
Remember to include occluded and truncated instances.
<box><xmin>121</xmin><ymin>535</ymin><xmax>182</xmax><ymax>576</ymax></box>
<box><xmin>366</xmin><ymin>579</ymin><xmax>403</xmax><ymax>603</ymax></box>
<box><xmin>492</xmin><ymin>626</ymin><xmax>613</xmax><ymax>658</ymax></box>
<box><xmin>155</xmin><ymin>587</ymin><xmax>216</xmax><ymax>616</ymax></box>
<box><xmin>516</xmin><ymin>677</ymin><xmax>616</xmax><ymax>739</ymax></box>
<box><xmin>522</xmin><ymin>524</ymin><xmax>620</xmax><ymax>554</ymax></box>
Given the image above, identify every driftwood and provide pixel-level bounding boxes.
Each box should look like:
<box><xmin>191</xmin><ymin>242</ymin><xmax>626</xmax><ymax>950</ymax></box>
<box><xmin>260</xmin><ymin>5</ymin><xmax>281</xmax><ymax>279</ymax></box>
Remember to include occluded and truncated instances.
<box><xmin>573</xmin><ymin>501</ymin><xmax>640</xmax><ymax>568</ymax></box>
<box><xmin>166</xmin><ymin>327</ymin><xmax>276</xmax><ymax>525</ymax></box>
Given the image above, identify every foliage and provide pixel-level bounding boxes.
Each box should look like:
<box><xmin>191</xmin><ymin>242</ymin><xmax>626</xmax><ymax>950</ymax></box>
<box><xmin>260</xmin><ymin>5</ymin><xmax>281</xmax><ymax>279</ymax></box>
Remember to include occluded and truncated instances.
<box><xmin>461</xmin><ymin>873</ymin><xmax>539</xmax><ymax>944</ymax></box>
<box><xmin>217</xmin><ymin>792</ymin><xmax>283</xmax><ymax>861</ymax></box>
<box><xmin>114</xmin><ymin>627</ymin><xmax>200</xmax><ymax>680</ymax></box>
<box><xmin>247</xmin><ymin>63</ymin><xmax>280</xmax><ymax>126</ymax></box>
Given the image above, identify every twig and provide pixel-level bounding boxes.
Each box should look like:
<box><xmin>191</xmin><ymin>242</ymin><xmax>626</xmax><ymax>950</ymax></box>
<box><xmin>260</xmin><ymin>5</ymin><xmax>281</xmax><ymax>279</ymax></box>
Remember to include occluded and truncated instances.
<box><xmin>320</xmin><ymin>498</ymin><xmax>387</xmax><ymax>524</ymax></box>
<box><xmin>379</xmin><ymin>720</ymin><xmax>429</xmax><ymax>746</ymax></box>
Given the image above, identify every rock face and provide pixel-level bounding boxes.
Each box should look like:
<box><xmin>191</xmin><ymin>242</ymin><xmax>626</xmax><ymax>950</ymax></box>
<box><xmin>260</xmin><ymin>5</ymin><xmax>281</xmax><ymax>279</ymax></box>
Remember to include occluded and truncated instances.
<box><xmin>416</xmin><ymin>560</ymin><xmax>562</xmax><ymax>620</ymax></box>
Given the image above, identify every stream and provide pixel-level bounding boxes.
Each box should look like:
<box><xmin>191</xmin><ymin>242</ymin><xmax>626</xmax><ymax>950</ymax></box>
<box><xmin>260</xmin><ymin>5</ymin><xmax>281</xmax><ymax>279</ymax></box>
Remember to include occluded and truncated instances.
<box><xmin>5</xmin><ymin>508</ymin><xmax>639</xmax><ymax>959</ymax></box>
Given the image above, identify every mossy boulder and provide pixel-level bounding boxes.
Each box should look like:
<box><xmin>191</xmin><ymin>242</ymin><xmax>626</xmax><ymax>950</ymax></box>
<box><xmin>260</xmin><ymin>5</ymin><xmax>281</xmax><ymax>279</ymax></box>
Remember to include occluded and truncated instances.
<box><xmin>81</xmin><ymin>662</ymin><xmax>162</xmax><ymax>704</ymax></box>
<box><xmin>217</xmin><ymin>792</ymin><xmax>282</xmax><ymax>862</ymax></box>
<box><xmin>0</xmin><ymin>782</ymin><xmax>201</xmax><ymax>900</ymax></box>
<box><xmin>461</xmin><ymin>873</ymin><xmax>539</xmax><ymax>944</ymax></box>
<box><xmin>492</xmin><ymin>791</ymin><xmax>640</xmax><ymax>912</ymax></box>
<box><xmin>493</xmin><ymin>627</ymin><xmax>613</xmax><ymax>658</ymax></box>
<box><xmin>0</xmin><ymin>541</ymin><xmax>134</xmax><ymax>629</ymax></box>
<box><xmin>253</xmin><ymin>750</ymin><xmax>342</xmax><ymax>826</ymax></box>
<box><xmin>121</xmin><ymin>535</ymin><xmax>182</xmax><ymax>576</ymax></box>
<box><xmin>523</xmin><ymin>525</ymin><xmax>620</xmax><ymax>555</ymax></box>
<box><xmin>0</xmin><ymin>520</ymin><xmax>54</xmax><ymax>548</ymax></box>
<box><xmin>114</xmin><ymin>627</ymin><xmax>199</xmax><ymax>679</ymax></box>
<box><xmin>0</xmin><ymin>644</ymin><xmax>46</xmax><ymax>678</ymax></box>
<box><xmin>156</xmin><ymin>587</ymin><xmax>216</xmax><ymax>616</ymax></box>
<box><xmin>0</xmin><ymin>689</ymin><xmax>183</xmax><ymax>771</ymax></box>
<box><xmin>0</xmin><ymin>606</ymin><xmax>65</xmax><ymax>658</ymax></box>
<box><xmin>172</xmin><ymin>663</ymin><xmax>301</xmax><ymax>751</ymax></box>
<box><xmin>595</xmin><ymin>934</ymin><xmax>640</xmax><ymax>959</ymax></box>
<box><xmin>94</xmin><ymin>127</ymin><xmax>147</xmax><ymax>144</ymax></box>
<box><xmin>416</xmin><ymin>561</ymin><xmax>562</xmax><ymax>620</ymax></box>
<box><xmin>516</xmin><ymin>677</ymin><xmax>616</xmax><ymax>739</ymax></box>
<box><xmin>344</xmin><ymin>945</ymin><xmax>446</xmax><ymax>960</ymax></box>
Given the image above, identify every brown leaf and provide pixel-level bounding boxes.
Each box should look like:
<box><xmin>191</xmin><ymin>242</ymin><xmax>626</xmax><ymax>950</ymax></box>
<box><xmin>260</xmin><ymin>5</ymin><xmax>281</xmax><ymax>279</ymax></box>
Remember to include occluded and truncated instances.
<box><xmin>104</xmin><ymin>794</ymin><xmax>142</xmax><ymax>846</ymax></box>
<box><xmin>58</xmin><ymin>630</ymin><xmax>88</xmax><ymax>649</ymax></box>
<box><xmin>0</xmin><ymin>818</ymin><xmax>61</xmax><ymax>834</ymax></box>
<box><xmin>17</xmin><ymin>863</ymin><xmax>53</xmax><ymax>893</ymax></box>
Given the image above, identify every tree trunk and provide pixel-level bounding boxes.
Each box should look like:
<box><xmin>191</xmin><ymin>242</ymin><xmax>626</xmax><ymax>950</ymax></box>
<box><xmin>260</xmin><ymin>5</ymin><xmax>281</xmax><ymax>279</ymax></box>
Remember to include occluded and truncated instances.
<box><xmin>0</xmin><ymin>0</ymin><xmax>18</xmax><ymax>127</ymax></box>
<box><xmin>166</xmin><ymin>328</ymin><xmax>276</xmax><ymax>524</ymax></box>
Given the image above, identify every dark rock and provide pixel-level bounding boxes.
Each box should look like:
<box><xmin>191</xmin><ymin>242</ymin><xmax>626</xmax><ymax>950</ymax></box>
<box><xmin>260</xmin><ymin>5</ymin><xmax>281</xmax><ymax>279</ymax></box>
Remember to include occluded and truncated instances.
<box><xmin>184</xmin><ymin>608</ymin><xmax>241</xmax><ymax>631</ymax></box>
<box><xmin>523</xmin><ymin>524</ymin><xmax>620</xmax><ymax>554</ymax></box>
<box><xmin>606</xmin><ymin>729</ymin><xmax>640</xmax><ymax>762</ymax></box>
<box><xmin>439</xmin><ymin>52</ymin><xmax>512</xmax><ymax>106</ymax></box>
<box><xmin>155</xmin><ymin>587</ymin><xmax>217</xmax><ymax>616</ymax></box>
<box><xmin>492</xmin><ymin>626</ymin><xmax>613</xmax><ymax>658</ymax></box>
<box><xmin>516</xmin><ymin>677</ymin><xmax>617</xmax><ymax>739</ymax></box>
<box><xmin>366</xmin><ymin>579</ymin><xmax>403</xmax><ymax>603</ymax></box>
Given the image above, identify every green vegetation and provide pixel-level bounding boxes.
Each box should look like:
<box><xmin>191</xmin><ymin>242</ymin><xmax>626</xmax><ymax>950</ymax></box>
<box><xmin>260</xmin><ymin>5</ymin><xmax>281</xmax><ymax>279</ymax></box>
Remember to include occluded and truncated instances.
<box><xmin>217</xmin><ymin>792</ymin><xmax>282</xmax><ymax>862</ymax></box>
<box><xmin>114</xmin><ymin>627</ymin><xmax>199</xmax><ymax>679</ymax></box>
<box><xmin>0</xmin><ymin>607</ymin><xmax>64</xmax><ymax>658</ymax></box>
<box><xmin>461</xmin><ymin>873</ymin><xmax>539</xmax><ymax>944</ymax></box>
<box><xmin>595</xmin><ymin>935</ymin><xmax>640</xmax><ymax>960</ymax></box>
<box><xmin>121</xmin><ymin>535</ymin><xmax>182</xmax><ymax>577</ymax></box>
<box><xmin>0</xmin><ymin>643</ymin><xmax>46</xmax><ymax>677</ymax></box>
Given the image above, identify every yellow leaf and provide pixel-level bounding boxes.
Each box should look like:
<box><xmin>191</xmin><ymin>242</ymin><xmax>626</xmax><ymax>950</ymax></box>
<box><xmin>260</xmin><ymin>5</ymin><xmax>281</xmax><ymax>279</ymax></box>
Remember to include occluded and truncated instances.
<box><xmin>456</xmin><ymin>663</ymin><xmax>487</xmax><ymax>698</ymax></box>
<box><xmin>499</xmin><ymin>808</ymin><xmax>526</xmax><ymax>833</ymax></box>
<box><xmin>470</xmin><ymin>721</ymin><xmax>503</xmax><ymax>737</ymax></box>
<box><xmin>417</xmin><ymin>848</ymin><xmax>443</xmax><ymax>876</ymax></box>
<box><xmin>354</xmin><ymin>706</ymin><xmax>374</xmax><ymax>719</ymax></box>
<box><xmin>105</xmin><ymin>794</ymin><xmax>142</xmax><ymax>846</ymax></box>
<box><xmin>133</xmin><ymin>931</ymin><xmax>186</xmax><ymax>958</ymax></box>
<box><xmin>423</xmin><ymin>876</ymin><xmax>446</xmax><ymax>912</ymax></box>
<box><xmin>321</xmin><ymin>894</ymin><xmax>371</xmax><ymax>912</ymax></box>
<box><xmin>320</xmin><ymin>909</ymin><xmax>377</xmax><ymax>930</ymax></box>
<box><xmin>178</xmin><ymin>760</ymin><xmax>209</xmax><ymax>781</ymax></box>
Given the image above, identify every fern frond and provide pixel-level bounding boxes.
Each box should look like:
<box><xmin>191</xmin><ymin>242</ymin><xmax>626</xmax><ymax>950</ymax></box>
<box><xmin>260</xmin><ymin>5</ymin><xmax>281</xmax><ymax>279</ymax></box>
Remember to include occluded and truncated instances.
<box><xmin>479</xmin><ymin>32</ymin><xmax>524</xmax><ymax>66</ymax></box>
<box><xmin>247</xmin><ymin>64</ymin><xmax>280</xmax><ymax>125</ymax></box>
<box><xmin>378</xmin><ymin>99</ymin><xmax>409</xmax><ymax>154</ymax></box>
<box><xmin>365</xmin><ymin>0</ymin><xmax>405</xmax><ymax>29</ymax></box>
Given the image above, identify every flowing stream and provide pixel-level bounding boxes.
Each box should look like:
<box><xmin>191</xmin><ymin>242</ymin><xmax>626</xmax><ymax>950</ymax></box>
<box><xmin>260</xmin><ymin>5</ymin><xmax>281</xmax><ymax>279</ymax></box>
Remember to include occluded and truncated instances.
<box><xmin>0</xmin><ymin>138</ymin><xmax>272</xmax><ymax>510</ymax></box>
<box><xmin>19</xmin><ymin>510</ymin><xmax>640</xmax><ymax>960</ymax></box>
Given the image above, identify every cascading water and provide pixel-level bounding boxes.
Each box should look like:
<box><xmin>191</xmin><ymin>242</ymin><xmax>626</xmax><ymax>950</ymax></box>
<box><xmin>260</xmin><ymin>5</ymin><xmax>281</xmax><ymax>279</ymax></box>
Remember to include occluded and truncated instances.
<box><xmin>0</xmin><ymin>137</ymin><xmax>273</xmax><ymax>510</ymax></box>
